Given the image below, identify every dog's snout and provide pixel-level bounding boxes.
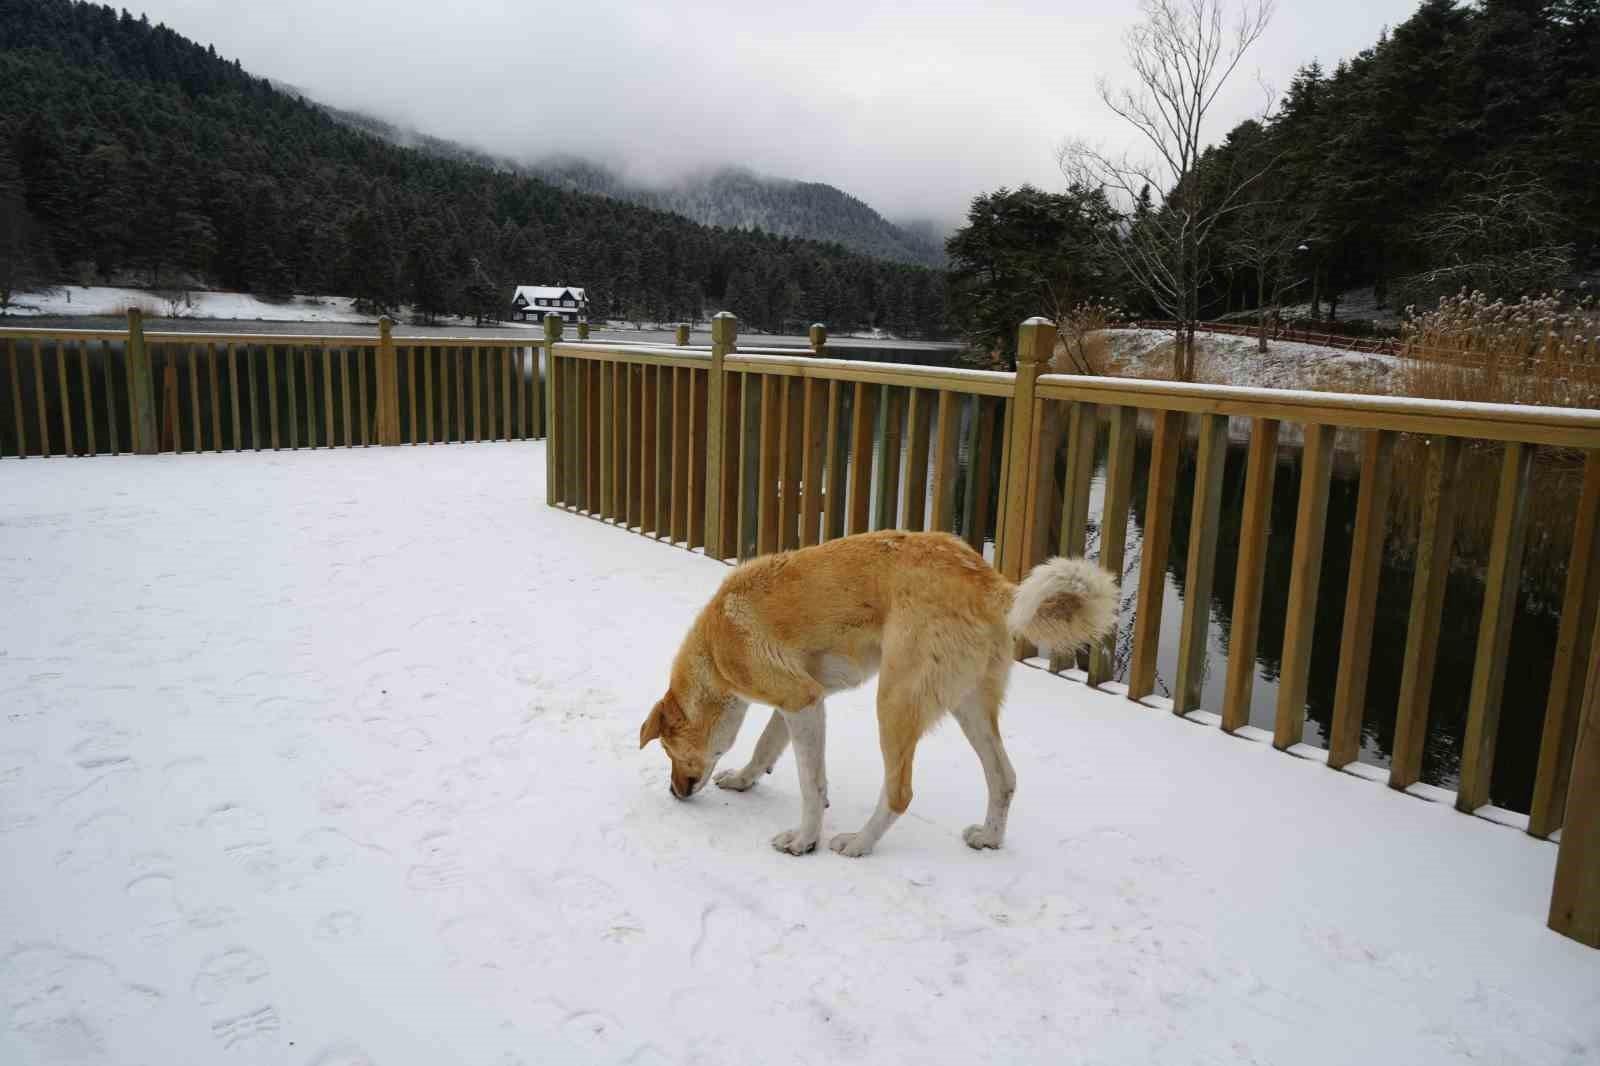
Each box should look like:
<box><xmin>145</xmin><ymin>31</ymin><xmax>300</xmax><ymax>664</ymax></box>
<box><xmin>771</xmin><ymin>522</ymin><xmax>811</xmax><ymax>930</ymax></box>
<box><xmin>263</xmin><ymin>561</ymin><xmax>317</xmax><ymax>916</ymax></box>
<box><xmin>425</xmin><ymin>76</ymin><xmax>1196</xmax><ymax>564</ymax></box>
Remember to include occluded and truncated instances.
<box><xmin>670</xmin><ymin>776</ymin><xmax>699</xmax><ymax>800</ymax></box>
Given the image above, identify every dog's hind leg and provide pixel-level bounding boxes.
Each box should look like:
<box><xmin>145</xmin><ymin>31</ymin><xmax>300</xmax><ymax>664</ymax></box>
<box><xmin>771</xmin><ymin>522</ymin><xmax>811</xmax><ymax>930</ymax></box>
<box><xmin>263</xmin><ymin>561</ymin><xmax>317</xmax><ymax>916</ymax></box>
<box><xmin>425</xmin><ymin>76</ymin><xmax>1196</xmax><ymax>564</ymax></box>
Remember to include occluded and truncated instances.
<box><xmin>951</xmin><ymin>661</ymin><xmax>1015</xmax><ymax>850</ymax></box>
<box><xmin>714</xmin><ymin>708</ymin><xmax>790</xmax><ymax>792</ymax></box>
<box><xmin>771</xmin><ymin>702</ymin><xmax>827</xmax><ymax>855</ymax></box>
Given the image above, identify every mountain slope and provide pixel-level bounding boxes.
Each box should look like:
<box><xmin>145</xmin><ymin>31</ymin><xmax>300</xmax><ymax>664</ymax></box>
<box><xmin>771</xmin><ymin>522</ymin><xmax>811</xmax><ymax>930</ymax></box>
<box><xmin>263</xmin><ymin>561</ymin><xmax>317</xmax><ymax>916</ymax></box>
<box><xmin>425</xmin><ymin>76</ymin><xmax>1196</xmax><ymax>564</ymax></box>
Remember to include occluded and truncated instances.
<box><xmin>531</xmin><ymin>159</ymin><xmax>947</xmax><ymax>268</ymax></box>
<box><xmin>0</xmin><ymin>0</ymin><xmax>947</xmax><ymax>335</ymax></box>
<box><xmin>297</xmin><ymin>99</ymin><xmax>947</xmax><ymax>269</ymax></box>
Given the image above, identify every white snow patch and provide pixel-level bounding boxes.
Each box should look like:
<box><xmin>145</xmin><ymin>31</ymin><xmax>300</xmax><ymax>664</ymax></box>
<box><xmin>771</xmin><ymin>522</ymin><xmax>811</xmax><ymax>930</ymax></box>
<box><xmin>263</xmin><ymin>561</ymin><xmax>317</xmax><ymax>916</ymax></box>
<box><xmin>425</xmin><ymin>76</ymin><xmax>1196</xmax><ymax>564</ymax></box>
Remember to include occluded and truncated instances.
<box><xmin>0</xmin><ymin>443</ymin><xmax>1595</xmax><ymax>1066</ymax></box>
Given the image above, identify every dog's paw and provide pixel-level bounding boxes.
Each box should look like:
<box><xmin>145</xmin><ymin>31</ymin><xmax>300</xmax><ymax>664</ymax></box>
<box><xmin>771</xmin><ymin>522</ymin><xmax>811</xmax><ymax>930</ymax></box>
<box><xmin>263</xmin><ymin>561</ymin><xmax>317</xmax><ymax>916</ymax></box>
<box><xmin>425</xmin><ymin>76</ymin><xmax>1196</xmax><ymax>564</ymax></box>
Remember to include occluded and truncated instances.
<box><xmin>770</xmin><ymin>828</ymin><xmax>818</xmax><ymax>855</ymax></box>
<box><xmin>829</xmin><ymin>832</ymin><xmax>873</xmax><ymax>858</ymax></box>
<box><xmin>714</xmin><ymin>769</ymin><xmax>756</xmax><ymax>792</ymax></box>
<box><xmin>963</xmin><ymin>824</ymin><xmax>1003</xmax><ymax>850</ymax></box>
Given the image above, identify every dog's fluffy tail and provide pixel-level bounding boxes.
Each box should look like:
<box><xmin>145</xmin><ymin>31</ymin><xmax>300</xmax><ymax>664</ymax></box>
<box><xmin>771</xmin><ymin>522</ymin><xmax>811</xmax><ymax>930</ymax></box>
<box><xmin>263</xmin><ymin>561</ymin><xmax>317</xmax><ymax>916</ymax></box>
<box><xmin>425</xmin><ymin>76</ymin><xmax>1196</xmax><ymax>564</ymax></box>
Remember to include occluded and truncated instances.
<box><xmin>1006</xmin><ymin>557</ymin><xmax>1120</xmax><ymax>654</ymax></box>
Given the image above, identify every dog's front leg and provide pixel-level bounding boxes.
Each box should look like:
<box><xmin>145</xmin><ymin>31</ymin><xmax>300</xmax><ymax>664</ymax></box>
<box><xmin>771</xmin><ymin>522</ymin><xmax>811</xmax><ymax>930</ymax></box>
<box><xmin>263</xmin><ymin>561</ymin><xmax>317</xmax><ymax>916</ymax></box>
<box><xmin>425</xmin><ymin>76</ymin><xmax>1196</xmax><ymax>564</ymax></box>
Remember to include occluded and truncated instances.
<box><xmin>771</xmin><ymin>702</ymin><xmax>826</xmax><ymax>855</ymax></box>
<box><xmin>715</xmin><ymin>708</ymin><xmax>789</xmax><ymax>792</ymax></box>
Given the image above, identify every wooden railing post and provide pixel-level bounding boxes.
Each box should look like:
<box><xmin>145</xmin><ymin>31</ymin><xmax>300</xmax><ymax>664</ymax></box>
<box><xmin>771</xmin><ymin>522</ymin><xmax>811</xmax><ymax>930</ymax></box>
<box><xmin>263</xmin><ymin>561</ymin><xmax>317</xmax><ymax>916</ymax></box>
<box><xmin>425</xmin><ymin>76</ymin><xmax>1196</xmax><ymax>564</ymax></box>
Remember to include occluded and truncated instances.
<box><xmin>376</xmin><ymin>316</ymin><xmax>399</xmax><ymax>445</ymax></box>
<box><xmin>1548</xmin><ymin>617</ymin><xmax>1600</xmax><ymax>947</ymax></box>
<box><xmin>704</xmin><ymin>311</ymin><xmax>737</xmax><ymax>560</ymax></box>
<box><xmin>544</xmin><ymin>313</ymin><xmax>564</xmax><ymax>506</ymax></box>
<box><xmin>996</xmin><ymin>317</ymin><xmax>1051</xmax><ymax>582</ymax></box>
<box><xmin>577</xmin><ymin>321</ymin><xmax>590</xmax><ymax>340</ymax></box>
<box><xmin>809</xmin><ymin>323</ymin><xmax>827</xmax><ymax>357</ymax></box>
<box><xmin>126</xmin><ymin>307</ymin><xmax>156</xmax><ymax>454</ymax></box>
<box><xmin>675</xmin><ymin>323</ymin><xmax>690</xmax><ymax>347</ymax></box>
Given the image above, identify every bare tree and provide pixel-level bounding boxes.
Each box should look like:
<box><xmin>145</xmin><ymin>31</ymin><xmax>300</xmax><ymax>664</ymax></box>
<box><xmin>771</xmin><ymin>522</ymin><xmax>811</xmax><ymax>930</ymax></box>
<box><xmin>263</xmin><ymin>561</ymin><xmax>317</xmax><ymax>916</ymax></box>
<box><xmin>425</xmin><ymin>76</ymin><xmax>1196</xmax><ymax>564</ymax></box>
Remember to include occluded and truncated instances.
<box><xmin>1060</xmin><ymin>0</ymin><xmax>1275</xmax><ymax>380</ymax></box>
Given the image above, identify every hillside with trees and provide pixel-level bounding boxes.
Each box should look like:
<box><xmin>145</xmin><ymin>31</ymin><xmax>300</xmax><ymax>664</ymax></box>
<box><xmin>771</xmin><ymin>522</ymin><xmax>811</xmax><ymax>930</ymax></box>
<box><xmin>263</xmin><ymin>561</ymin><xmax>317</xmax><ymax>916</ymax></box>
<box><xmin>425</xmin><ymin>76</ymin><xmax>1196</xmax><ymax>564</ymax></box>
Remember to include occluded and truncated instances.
<box><xmin>0</xmin><ymin>0</ymin><xmax>947</xmax><ymax>335</ymax></box>
<box><xmin>951</xmin><ymin>0</ymin><xmax>1599</xmax><ymax>367</ymax></box>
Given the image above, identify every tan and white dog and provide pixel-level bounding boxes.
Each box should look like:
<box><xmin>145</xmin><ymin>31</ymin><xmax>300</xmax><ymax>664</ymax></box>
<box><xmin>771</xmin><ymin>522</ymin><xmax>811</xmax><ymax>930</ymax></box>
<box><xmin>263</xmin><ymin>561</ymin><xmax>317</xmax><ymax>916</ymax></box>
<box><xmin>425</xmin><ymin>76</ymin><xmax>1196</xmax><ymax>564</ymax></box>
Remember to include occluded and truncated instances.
<box><xmin>638</xmin><ymin>530</ymin><xmax>1118</xmax><ymax>857</ymax></box>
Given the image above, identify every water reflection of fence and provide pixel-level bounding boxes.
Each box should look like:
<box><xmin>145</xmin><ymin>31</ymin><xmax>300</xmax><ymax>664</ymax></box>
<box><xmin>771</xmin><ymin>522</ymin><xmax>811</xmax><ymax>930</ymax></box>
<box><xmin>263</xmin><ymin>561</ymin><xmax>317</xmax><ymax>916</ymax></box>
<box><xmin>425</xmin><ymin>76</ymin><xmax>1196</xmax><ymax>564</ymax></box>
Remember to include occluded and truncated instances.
<box><xmin>545</xmin><ymin>313</ymin><xmax>1600</xmax><ymax>950</ymax></box>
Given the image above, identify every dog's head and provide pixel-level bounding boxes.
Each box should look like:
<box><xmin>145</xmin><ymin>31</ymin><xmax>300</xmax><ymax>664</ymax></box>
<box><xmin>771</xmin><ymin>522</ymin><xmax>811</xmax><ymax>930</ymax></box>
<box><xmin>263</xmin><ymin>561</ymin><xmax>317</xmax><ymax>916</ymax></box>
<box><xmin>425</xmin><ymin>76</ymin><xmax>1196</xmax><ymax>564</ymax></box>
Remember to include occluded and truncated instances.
<box><xmin>639</xmin><ymin>687</ymin><xmax>745</xmax><ymax>800</ymax></box>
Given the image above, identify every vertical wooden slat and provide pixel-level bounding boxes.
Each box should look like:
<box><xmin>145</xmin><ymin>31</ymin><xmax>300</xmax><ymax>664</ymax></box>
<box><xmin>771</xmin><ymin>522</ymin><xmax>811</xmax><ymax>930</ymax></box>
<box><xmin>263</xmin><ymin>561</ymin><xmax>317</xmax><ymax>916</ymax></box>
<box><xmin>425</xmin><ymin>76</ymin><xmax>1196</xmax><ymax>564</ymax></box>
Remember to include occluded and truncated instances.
<box><xmin>657</xmin><ymin>365</ymin><xmax>675</xmax><ymax>537</ymax></box>
<box><xmin>243</xmin><ymin>347</ymin><xmax>259</xmax><ymax>451</ymax></box>
<box><xmin>161</xmin><ymin>355</ymin><xmax>179</xmax><ymax>453</ymax></box>
<box><xmin>1274</xmin><ymin>422</ymin><xmax>1337</xmax><ymax>748</ymax></box>
<box><xmin>261</xmin><ymin>346</ymin><xmax>275</xmax><ymax>451</ymax></box>
<box><xmin>1456</xmin><ymin>442</ymin><xmax>1535</xmax><ymax>812</ymax></box>
<box><xmin>967</xmin><ymin>397</ymin><xmax>998</xmax><ymax>556</ymax></box>
<box><xmin>334</xmin><ymin>347</ymin><xmax>347</xmax><ymax>444</ymax></box>
<box><xmin>1059</xmin><ymin>403</ymin><xmax>1099</xmax><ymax>557</ymax></box>
<box><xmin>455</xmin><ymin>347</ymin><xmax>466</xmax><ymax>445</ymax></box>
<box><xmin>79</xmin><ymin>341</ymin><xmax>97</xmax><ymax>456</ymax></box>
<box><xmin>672</xmin><ymin>366</ymin><xmax>691</xmax><ymax>544</ymax></box>
<box><xmin>614</xmin><ymin>363</ymin><xmax>627</xmax><ymax>518</ymax></box>
<box><xmin>1389</xmin><ymin>435</ymin><xmax>1463</xmax><ymax>788</ymax></box>
<box><xmin>5</xmin><ymin>340</ymin><xmax>25</xmax><ymax>457</ymax></box>
<box><xmin>424</xmin><ymin>347</ymin><xmax>435</xmax><ymax>444</ymax></box>
<box><xmin>640</xmin><ymin>366</ymin><xmax>658</xmax><ymax>532</ymax></box>
<box><xmin>358</xmin><ymin>346</ymin><xmax>369</xmax><ymax>446</ymax></box>
<box><xmin>757</xmin><ymin>374</ymin><xmax>782</xmax><ymax>555</ymax></box>
<box><xmin>186</xmin><ymin>343</ymin><xmax>200</xmax><ymax>453</ymax></box>
<box><xmin>718</xmin><ymin>370</ymin><xmax>743</xmax><ymax>555</ymax></box>
<box><xmin>1020</xmin><ymin>398</ymin><xmax>1066</xmax><ymax>579</ymax></box>
<box><xmin>901</xmin><ymin>388</ymin><xmax>933</xmax><ymax>533</ymax></box>
<box><xmin>777</xmin><ymin>377</ymin><xmax>803</xmax><ymax>550</ymax></box>
<box><xmin>929</xmin><ymin>391</ymin><xmax>960</xmax><ymax>534</ymax></box>
<box><xmin>304</xmin><ymin>348</ymin><xmax>317</xmax><ymax>448</ymax></box>
<box><xmin>1547</xmin><ymin>614</ymin><xmax>1600</xmax><ymax>946</ymax></box>
<box><xmin>321</xmin><ymin>344</ymin><xmax>334</xmax><ymax>450</ymax></box>
<box><xmin>403</xmin><ymin>345</ymin><xmax>413</xmax><ymax>444</ymax></box>
<box><xmin>1128</xmin><ymin>409</ymin><xmax>1185</xmax><ymax>701</ymax></box>
<box><xmin>689</xmin><ymin>369</ymin><xmax>709</xmax><ymax>549</ymax></box>
<box><xmin>1327</xmin><ymin>429</ymin><xmax>1395</xmax><ymax>764</ymax></box>
<box><xmin>280</xmin><ymin>347</ymin><xmax>292</xmax><ymax>451</ymax></box>
<box><xmin>467</xmin><ymin>346</ymin><xmax>479</xmax><ymax>442</ymax></box>
<box><xmin>823</xmin><ymin>379</ymin><xmax>845</xmax><ymax>541</ymax></box>
<box><xmin>1173</xmin><ymin>413</ymin><xmax>1230</xmax><ymax>712</ymax></box>
<box><xmin>587</xmin><ymin>361</ymin><xmax>600</xmax><ymax>511</ymax></box>
<box><xmin>847</xmin><ymin>382</ymin><xmax>877</xmax><ymax>535</ymax></box>
<box><xmin>875</xmin><ymin>386</ymin><xmax>905</xmax><ymax>530</ymax></box>
<box><xmin>205</xmin><ymin>343</ymin><xmax>220</xmax><ymax>453</ymax></box>
<box><xmin>102</xmin><ymin>340</ymin><xmax>117</xmax><ymax>456</ymax></box>
<box><xmin>599</xmin><ymin>359</ymin><xmax>615</xmax><ymax>519</ymax></box>
<box><xmin>58</xmin><ymin>341</ymin><xmax>76</xmax><ymax>455</ymax></box>
<box><xmin>503</xmin><ymin>348</ymin><xmax>514</xmax><ymax>442</ymax></box>
<box><xmin>227</xmin><ymin>343</ymin><xmax>242</xmax><ymax>452</ymax></box>
<box><xmin>32</xmin><ymin>340</ymin><xmax>50</xmax><ymax>456</ymax></box>
<box><xmin>625</xmin><ymin>365</ymin><xmax>639</xmax><ymax>528</ymax></box>
<box><xmin>531</xmin><ymin>346</ymin><xmax>543</xmax><ymax>440</ymax></box>
<box><xmin>1088</xmin><ymin>406</ymin><xmax>1138</xmax><ymax>687</ymax></box>
<box><xmin>285</xmin><ymin>347</ymin><xmax>298</xmax><ymax>451</ymax></box>
<box><xmin>1530</xmin><ymin>451</ymin><xmax>1600</xmax><ymax>837</ymax></box>
<box><xmin>514</xmin><ymin>347</ymin><xmax>524</xmax><ymax>441</ymax></box>
<box><xmin>736</xmin><ymin>373</ymin><xmax>760</xmax><ymax>559</ymax></box>
<box><xmin>488</xmin><ymin>347</ymin><xmax>500</xmax><ymax>443</ymax></box>
<box><xmin>800</xmin><ymin>379</ymin><xmax>828</xmax><ymax>546</ymax></box>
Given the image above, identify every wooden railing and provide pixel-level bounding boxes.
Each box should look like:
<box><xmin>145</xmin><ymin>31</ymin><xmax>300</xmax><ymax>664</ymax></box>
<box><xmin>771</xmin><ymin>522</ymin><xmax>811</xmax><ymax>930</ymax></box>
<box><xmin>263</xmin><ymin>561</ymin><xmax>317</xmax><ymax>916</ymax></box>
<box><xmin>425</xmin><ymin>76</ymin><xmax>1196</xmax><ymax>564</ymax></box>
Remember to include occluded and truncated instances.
<box><xmin>546</xmin><ymin>312</ymin><xmax>1600</xmax><ymax>950</ymax></box>
<box><xmin>0</xmin><ymin>310</ymin><xmax>548</xmax><ymax>457</ymax></box>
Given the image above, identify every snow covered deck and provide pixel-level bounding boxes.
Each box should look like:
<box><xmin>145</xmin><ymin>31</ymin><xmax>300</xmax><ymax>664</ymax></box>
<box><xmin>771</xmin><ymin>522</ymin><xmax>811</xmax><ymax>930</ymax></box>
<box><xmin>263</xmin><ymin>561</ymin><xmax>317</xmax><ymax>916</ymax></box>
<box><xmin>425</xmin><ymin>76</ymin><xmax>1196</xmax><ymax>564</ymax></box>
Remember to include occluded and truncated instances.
<box><xmin>1</xmin><ymin>443</ymin><xmax>1595</xmax><ymax>1066</ymax></box>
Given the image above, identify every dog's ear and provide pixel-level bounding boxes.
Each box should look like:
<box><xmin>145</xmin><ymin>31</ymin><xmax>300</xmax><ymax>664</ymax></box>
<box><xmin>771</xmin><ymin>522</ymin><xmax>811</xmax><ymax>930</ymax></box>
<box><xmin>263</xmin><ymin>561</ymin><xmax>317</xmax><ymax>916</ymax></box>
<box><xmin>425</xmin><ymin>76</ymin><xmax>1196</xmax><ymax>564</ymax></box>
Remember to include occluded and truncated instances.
<box><xmin>640</xmin><ymin>692</ymin><xmax>685</xmax><ymax>748</ymax></box>
<box><xmin>639</xmin><ymin>704</ymin><xmax>663</xmax><ymax>749</ymax></box>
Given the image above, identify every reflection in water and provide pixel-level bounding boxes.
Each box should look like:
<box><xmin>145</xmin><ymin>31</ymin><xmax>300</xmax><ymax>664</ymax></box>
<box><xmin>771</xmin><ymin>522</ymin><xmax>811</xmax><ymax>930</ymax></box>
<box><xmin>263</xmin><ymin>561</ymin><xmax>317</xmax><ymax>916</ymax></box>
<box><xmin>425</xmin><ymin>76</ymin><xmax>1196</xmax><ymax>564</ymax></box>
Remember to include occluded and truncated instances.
<box><xmin>1076</xmin><ymin>421</ymin><xmax>1563</xmax><ymax>813</ymax></box>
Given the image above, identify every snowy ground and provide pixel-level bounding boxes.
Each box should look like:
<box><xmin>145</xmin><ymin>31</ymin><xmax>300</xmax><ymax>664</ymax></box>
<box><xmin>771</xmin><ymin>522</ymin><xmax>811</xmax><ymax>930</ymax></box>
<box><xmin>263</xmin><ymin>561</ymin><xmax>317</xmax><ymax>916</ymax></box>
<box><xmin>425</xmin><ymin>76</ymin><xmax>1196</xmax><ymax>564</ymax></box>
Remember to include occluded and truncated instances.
<box><xmin>4</xmin><ymin>286</ymin><xmax>388</xmax><ymax>325</ymax></box>
<box><xmin>1</xmin><ymin>444</ymin><xmax>1595</xmax><ymax>1066</ymax></box>
<box><xmin>1092</xmin><ymin>328</ymin><xmax>1402</xmax><ymax>394</ymax></box>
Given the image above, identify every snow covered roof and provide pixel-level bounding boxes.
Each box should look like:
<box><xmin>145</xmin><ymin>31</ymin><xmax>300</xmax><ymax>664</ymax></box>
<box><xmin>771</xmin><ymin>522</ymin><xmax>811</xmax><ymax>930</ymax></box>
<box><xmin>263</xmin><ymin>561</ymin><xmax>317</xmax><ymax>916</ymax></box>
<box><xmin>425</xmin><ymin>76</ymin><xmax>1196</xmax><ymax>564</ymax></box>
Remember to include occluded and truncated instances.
<box><xmin>513</xmin><ymin>285</ymin><xmax>586</xmax><ymax>305</ymax></box>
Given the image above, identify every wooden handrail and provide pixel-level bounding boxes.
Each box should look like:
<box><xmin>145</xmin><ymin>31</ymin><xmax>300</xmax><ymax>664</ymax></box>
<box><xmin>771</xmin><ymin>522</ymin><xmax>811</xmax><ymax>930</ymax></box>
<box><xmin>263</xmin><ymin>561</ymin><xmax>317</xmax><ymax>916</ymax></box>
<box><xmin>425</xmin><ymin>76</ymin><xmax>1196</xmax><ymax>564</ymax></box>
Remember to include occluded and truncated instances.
<box><xmin>1036</xmin><ymin>372</ymin><xmax>1600</xmax><ymax>449</ymax></box>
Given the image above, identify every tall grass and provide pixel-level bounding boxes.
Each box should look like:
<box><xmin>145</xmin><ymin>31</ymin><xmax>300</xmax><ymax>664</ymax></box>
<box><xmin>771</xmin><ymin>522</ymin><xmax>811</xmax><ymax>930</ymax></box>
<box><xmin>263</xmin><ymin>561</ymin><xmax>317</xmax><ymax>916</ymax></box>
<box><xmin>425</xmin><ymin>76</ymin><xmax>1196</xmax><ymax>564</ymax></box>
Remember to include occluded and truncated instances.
<box><xmin>1397</xmin><ymin>290</ymin><xmax>1600</xmax><ymax>409</ymax></box>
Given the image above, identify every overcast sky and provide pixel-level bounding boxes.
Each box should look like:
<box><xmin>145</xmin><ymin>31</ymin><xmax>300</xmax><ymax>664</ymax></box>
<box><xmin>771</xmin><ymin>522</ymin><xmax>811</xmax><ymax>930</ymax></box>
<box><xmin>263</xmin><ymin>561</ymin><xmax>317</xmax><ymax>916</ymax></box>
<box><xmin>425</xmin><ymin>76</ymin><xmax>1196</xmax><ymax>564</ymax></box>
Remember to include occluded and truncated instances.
<box><xmin>129</xmin><ymin>0</ymin><xmax>1420</xmax><ymax>228</ymax></box>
